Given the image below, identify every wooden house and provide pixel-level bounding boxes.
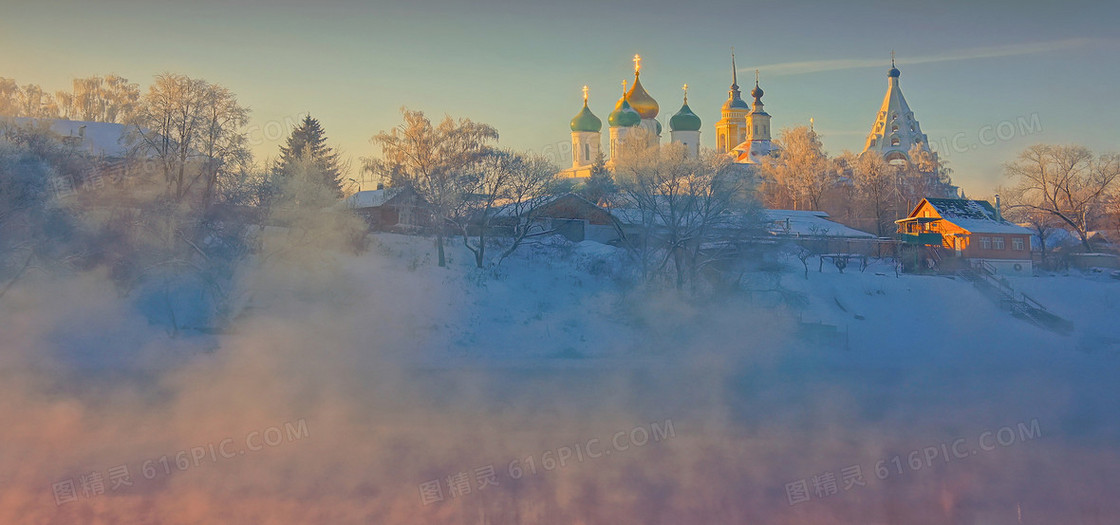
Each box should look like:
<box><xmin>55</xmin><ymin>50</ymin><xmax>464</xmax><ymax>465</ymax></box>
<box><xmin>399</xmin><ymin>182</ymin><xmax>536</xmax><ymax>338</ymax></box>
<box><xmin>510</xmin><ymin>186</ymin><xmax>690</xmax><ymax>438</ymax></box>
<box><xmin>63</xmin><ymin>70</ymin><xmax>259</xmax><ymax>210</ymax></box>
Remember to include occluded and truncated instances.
<box><xmin>342</xmin><ymin>187</ymin><xmax>431</xmax><ymax>232</ymax></box>
<box><xmin>896</xmin><ymin>198</ymin><xmax>1033</xmax><ymax>274</ymax></box>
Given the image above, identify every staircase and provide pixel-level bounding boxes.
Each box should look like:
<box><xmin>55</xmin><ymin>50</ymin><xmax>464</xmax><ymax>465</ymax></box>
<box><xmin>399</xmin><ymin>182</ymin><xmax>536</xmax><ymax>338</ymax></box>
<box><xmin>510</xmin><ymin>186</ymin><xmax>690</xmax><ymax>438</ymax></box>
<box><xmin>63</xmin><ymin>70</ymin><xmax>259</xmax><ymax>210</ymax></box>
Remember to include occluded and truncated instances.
<box><xmin>960</xmin><ymin>261</ymin><xmax>1073</xmax><ymax>335</ymax></box>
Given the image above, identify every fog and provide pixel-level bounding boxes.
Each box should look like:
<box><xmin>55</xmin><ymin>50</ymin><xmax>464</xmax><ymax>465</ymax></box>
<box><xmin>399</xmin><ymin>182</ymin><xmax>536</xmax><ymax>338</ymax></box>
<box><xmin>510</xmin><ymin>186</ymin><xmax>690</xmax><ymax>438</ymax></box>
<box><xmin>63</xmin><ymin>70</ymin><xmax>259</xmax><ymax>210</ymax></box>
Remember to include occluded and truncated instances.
<box><xmin>2</xmin><ymin>215</ymin><xmax>1118</xmax><ymax>525</ymax></box>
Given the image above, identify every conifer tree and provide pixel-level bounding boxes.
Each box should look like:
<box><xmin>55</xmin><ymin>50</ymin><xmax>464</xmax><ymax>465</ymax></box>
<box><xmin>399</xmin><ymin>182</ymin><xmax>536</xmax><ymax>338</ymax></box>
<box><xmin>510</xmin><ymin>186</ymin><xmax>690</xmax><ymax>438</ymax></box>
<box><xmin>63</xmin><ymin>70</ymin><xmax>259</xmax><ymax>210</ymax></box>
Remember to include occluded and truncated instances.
<box><xmin>276</xmin><ymin>115</ymin><xmax>343</xmax><ymax>196</ymax></box>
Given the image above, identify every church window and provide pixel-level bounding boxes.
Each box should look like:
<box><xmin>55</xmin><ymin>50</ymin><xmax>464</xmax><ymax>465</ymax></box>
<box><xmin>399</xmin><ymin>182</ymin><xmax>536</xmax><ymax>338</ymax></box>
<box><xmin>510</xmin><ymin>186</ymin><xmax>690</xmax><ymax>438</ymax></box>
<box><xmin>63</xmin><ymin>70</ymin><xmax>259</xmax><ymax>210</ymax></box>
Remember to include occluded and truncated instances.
<box><xmin>583</xmin><ymin>143</ymin><xmax>590</xmax><ymax>162</ymax></box>
<box><xmin>891</xmin><ymin>137</ymin><xmax>901</xmax><ymax>146</ymax></box>
<box><xmin>891</xmin><ymin>124</ymin><xmax>899</xmax><ymax>132</ymax></box>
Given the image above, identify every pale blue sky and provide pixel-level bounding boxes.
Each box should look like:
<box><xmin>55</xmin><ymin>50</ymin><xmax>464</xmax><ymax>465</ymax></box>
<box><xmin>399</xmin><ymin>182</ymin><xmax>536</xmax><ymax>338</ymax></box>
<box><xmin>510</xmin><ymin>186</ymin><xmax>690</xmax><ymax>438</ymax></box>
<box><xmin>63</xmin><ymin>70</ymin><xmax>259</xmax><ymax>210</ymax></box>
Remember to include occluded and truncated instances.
<box><xmin>2</xmin><ymin>0</ymin><xmax>1117</xmax><ymax>194</ymax></box>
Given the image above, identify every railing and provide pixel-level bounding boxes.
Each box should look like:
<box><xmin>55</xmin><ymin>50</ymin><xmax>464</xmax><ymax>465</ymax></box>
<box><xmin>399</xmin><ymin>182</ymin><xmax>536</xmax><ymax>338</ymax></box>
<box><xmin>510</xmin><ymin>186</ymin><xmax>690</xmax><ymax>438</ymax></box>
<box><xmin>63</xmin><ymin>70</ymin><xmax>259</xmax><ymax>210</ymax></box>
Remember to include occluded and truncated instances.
<box><xmin>899</xmin><ymin>232</ymin><xmax>943</xmax><ymax>245</ymax></box>
<box><xmin>964</xmin><ymin>260</ymin><xmax>1069</xmax><ymax>333</ymax></box>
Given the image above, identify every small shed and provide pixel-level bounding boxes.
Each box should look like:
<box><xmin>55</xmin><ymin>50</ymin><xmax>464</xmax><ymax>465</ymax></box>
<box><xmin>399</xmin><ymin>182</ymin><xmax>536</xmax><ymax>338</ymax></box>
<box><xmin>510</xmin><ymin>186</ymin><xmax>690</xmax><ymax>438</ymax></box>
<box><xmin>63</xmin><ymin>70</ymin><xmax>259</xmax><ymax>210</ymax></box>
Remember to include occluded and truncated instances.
<box><xmin>342</xmin><ymin>187</ymin><xmax>430</xmax><ymax>232</ymax></box>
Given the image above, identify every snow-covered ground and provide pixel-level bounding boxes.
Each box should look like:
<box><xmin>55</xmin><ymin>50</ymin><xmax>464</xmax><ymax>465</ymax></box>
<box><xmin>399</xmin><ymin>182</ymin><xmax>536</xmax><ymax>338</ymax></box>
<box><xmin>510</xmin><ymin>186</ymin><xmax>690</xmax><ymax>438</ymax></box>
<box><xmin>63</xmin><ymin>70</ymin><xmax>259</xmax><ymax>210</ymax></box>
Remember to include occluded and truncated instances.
<box><xmin>2</xmin><ymin>232</ymin><xmax>1118</xmax><ymax>523</ymax></box>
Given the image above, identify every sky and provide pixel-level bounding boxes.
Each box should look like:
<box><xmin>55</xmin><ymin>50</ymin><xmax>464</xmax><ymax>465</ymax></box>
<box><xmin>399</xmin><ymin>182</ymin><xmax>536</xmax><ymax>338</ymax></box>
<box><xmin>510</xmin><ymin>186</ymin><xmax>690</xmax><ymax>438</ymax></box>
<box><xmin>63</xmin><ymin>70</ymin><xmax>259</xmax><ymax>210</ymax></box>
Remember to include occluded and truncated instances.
<box><xmin>2</xmin><ymin>0</ymin><xmax>1118</xmax><ymax>196</ymax></box>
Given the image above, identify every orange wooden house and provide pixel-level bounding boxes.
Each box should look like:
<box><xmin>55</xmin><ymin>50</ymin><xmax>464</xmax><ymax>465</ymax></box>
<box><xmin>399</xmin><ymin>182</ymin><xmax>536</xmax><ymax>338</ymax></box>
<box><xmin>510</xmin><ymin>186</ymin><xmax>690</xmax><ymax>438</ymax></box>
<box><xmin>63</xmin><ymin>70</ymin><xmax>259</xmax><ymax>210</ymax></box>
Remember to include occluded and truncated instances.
<box><xmin>896</xmin><ymin>198</ymin><xmax>1033</xmax><ymax>274</ymax></box>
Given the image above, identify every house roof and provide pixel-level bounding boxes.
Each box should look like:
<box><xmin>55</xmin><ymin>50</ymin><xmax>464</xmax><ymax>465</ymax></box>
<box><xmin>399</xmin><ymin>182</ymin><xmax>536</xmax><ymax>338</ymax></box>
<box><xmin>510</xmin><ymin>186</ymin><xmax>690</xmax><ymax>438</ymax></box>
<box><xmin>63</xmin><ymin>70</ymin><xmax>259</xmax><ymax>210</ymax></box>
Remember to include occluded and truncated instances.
<box><xmin>904</xmin><ymin>198</ymin><xmax>1031</xmax><ymax>235</ymax></box>
<box><xmin>6</xmin><ymin>117</ymin><xmax>134</xmax><ymax>157</ymax></box>
<box><xmin>342</xmin><ymin>187</ymin><xmax>419</xmax><ymax>209</ymax></box>
<box><xmin>764</xmin><ymin>209</ymin><xmax>877</xmax><ymax>238</ymax></box>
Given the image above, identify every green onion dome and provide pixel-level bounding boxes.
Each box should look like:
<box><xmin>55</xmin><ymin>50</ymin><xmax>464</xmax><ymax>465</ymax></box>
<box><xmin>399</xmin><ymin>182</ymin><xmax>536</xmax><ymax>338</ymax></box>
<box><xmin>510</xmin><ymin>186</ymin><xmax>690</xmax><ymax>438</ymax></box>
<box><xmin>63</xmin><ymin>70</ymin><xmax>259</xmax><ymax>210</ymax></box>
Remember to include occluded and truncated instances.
<box><xmin>669</xmin><ymin>102</ymin><xmax>701</xmax><ymax>131</ymax></box>
<box><xmin>570</xmin><ymin>101</ymin><xmax>602</xmax><ymax>132</ymax></box>
<box><xmin>608</xmin><ymin>98</ymin><xmax>641</xmax><ymax>128</ymax></box>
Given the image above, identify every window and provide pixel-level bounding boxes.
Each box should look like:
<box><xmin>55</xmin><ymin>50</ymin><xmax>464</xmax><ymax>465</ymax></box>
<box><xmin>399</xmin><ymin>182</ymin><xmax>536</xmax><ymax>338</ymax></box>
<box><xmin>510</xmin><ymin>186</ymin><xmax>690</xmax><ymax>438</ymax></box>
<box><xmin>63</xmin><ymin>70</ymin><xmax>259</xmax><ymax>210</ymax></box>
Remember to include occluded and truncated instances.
<box><xmin>583</xmin><ymin>143</ymin><xmax>590</xmax><ymax>162</ymax></box>
<box><xmin>1012</xmin><ymin>238</ymin><xmax>1025</xmax><ymax>250</ymax></box>
<box><xmin>993</xmin><ymin>237</ymin><xmax>1005</xmax><ymax>250</ymax></box>
<box><xmin>891</xmin><ymin>137</ymin><xmax>901</xmax><ymax>146</ymax></box>
<box><xmin>980</xmin><ymin>237</ymin><xmax>991</xmax><ymax>250</ymax></box>
<box><xmin>891</xmin><ymin>124</ymin><xmax>899</xmax><ymax>132</ymax></box>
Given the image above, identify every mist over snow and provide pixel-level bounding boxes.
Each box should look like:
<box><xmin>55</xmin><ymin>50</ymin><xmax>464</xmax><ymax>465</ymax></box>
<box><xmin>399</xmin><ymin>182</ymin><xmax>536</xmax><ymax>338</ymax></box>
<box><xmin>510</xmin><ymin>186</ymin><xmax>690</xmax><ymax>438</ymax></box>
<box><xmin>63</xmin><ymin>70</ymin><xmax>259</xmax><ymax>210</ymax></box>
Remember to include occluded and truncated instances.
<box><xmin>0</xmin><ymin>225</ymin><xmax>1117</xmax><ymax>524</ymax></box>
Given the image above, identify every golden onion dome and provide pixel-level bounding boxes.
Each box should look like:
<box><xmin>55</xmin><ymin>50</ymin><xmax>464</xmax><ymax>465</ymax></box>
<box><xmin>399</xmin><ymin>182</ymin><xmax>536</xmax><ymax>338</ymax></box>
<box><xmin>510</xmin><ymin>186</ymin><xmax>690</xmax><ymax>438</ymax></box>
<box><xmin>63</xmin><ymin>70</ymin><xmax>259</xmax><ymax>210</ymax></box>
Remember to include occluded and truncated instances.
<box><xmin>625</xmin><ymin>73</ymin><xmax>659</xmax><ymax>120</ymax></box>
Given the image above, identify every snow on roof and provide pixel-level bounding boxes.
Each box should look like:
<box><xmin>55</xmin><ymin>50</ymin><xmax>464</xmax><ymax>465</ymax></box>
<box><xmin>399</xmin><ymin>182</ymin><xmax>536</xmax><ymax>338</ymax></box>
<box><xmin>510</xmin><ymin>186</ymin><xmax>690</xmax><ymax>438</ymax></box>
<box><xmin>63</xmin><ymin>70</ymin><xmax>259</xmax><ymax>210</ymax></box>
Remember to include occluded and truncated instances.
<box><xmin>922</xmin><ymin>198</ymin><xmax>1032</xmax><ymax>235</ymax></box>
<box><xmin>343</xmin><ymin>188</ymin><xmax>402</xmax><ymax>209</ymax></box>
<box><xmin>7</xmin><ymin>117</ymin><xmax>133</xmax><ymax>157</ymax></box>
<box><xmin>492</xmin><ymin>194</ymin><xmax>567</xmax><ymax>218</ymax></box>
<box><xmin>765</xmin><ymin>209</ymin><xmax>876</xmax><ymax>238</ymax></box>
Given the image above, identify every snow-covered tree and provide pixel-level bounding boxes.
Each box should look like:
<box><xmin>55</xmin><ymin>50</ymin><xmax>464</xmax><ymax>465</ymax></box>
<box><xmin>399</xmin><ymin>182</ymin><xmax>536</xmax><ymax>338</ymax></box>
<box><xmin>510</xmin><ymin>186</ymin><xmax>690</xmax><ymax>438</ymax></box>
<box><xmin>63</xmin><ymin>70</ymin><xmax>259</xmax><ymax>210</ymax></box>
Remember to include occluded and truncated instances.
<box><xmin>758</xmin><ymin>126</ymin><xmax>832</xmax><ymax>211</ymax></box>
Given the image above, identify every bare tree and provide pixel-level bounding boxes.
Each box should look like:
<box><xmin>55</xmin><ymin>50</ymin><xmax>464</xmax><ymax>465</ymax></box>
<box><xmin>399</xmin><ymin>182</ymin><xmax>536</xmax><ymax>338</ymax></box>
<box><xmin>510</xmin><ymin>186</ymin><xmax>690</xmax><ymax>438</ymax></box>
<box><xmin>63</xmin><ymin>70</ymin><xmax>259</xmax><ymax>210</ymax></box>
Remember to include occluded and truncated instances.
<box><xmin>366</xmin><ymin>108</ymin><xmax>498</xmax><ymax>267</ymax></box>
<box><xmin>496</xmin><ymin>152</ymin><xmax>559</xmax><ymax>264</ymax></box>
<box><xmin>848</xmin><ymin>152</ymin><xmax>895</xmax><ymax>236</ymax></box>
<box><xmin>197</xmin><ymin>83</ymin><xmax>250</xmax><ymax>208</ymax></box>
<box><xmin>1001</xmin><ymin>186</ymin><xmax>1061</xmax><ymax>268</ymax></box>
<box><xmin>453</xmin><ymin>149</ymin><xmax>511</xmax><ymax>268</ymax></box>
<box><xmin>612</xmin><ymin>130</ymin><xmax>757</xmax><ymax>291</ymax></box>
<box><xmin>1005</xmin><ymin>144</ymin><xmax>1120</xmax><ymax>252</ymax></box>
<box><xmin>131</xmin><ymin>74</ymin><xmax>248</xmax><ymax>207</ymax></box>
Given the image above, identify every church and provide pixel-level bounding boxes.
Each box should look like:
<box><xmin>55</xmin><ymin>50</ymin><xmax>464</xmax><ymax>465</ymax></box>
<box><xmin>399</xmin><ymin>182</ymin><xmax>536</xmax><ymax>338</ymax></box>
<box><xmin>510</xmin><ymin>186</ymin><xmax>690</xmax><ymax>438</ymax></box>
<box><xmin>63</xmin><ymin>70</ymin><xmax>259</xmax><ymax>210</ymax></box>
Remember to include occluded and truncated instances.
<box><xmin>559</xmin><ymin>52</ymin><xmax>777</xmax><ymax>178</ymax></box>
<box><xmin>560</xmin><ymin>52</ymin><xmax>934</xmax><ymax>178</ymax></box>
<box><xmin>862</xmin><ymin>54</ymin><xmax>936</xmax><ymax>166</ymax></box>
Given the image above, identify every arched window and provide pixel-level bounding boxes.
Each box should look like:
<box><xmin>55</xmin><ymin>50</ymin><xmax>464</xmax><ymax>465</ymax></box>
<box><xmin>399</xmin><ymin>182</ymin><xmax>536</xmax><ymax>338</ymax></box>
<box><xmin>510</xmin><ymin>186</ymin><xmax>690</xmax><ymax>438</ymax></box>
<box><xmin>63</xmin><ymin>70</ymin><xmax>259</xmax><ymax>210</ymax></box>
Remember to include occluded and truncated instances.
<box><xmin>891</xmin><ymin>124</ymin><xmax>899</xmax><ymax>132</ymax></box>
<box><xmin>891</xmin><ymin>137</ymin><xmax>901</xmax><ymax>146</ymax></box>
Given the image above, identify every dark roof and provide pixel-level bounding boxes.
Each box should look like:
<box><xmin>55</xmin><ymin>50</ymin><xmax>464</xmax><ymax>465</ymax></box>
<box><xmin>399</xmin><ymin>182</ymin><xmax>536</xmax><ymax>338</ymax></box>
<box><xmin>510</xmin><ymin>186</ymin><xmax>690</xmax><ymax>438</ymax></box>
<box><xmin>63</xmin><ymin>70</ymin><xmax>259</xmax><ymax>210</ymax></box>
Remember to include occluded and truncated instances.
<box><xmin>904</xmin><ymin>198</ymin><xmax>1031</xmax><ymax>235</ymax></box>
<box><xmin>925</xmin><ymin>198</ymin><xmax>998</xmax><ymax>220</ymax></box>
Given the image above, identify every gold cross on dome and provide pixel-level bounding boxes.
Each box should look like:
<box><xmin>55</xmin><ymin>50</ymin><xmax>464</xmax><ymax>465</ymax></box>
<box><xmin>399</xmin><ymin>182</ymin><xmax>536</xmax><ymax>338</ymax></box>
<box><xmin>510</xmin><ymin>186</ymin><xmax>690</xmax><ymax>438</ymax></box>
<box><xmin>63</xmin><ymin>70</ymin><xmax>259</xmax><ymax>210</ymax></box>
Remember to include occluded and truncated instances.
<box><xmin>621</xmin><ymin>79</ymin><xmax>627</xmax><ymax>94</ymax></box>
<box><xmin>682</xmin><ymin>84</ymin><xmax>688</xmax><ymax>102</ymax></box>
<box><xmin>582</xmin><ymin>85</ymin><xmax>589</xmax><ymax>103</ymax></box>
<box><xmin>633</xmin><ymin>54</ymin><xmax>641</xmax><ymax>73</ymax></box>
